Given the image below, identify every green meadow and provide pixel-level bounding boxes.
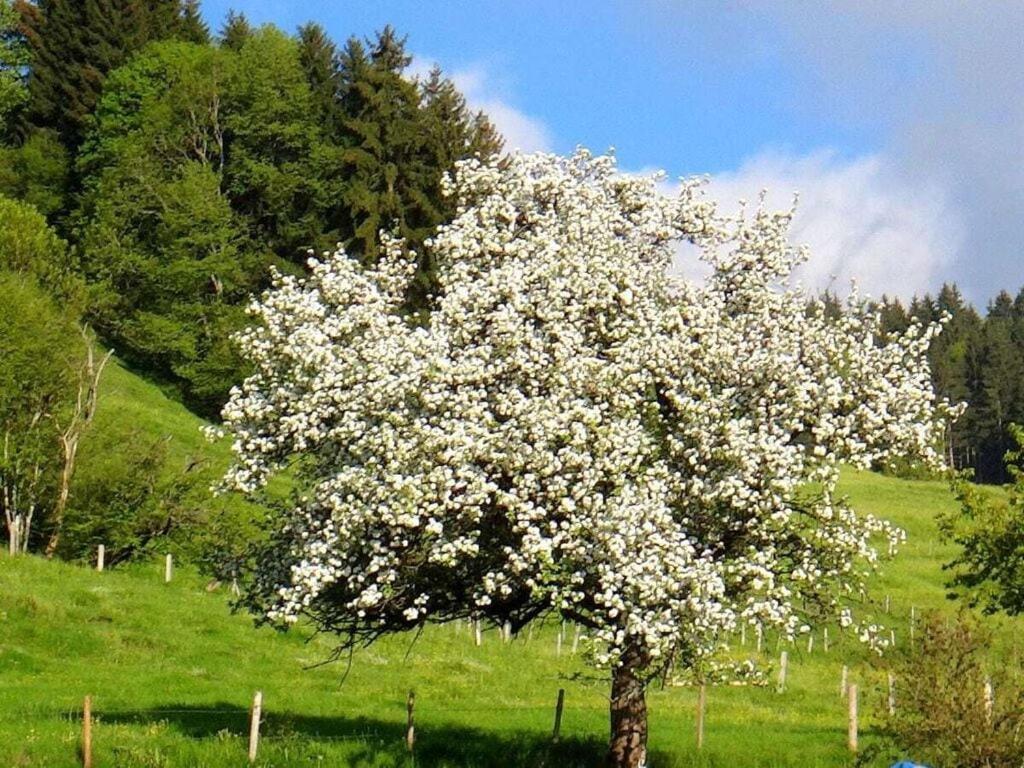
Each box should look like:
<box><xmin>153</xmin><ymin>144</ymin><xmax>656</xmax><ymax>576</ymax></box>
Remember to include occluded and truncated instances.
<box><xmin>0</xmin><ymin>361</ymin><xmax>1013</xmax><ymax>767</ymax></box>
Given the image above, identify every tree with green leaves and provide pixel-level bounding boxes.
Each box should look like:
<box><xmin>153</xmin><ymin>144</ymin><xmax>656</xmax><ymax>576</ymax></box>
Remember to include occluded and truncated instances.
<box><xmin>74</xmin><ymin>40</ymin><xmax>264</xmax><ymax>415</ymax></box>
<box><xmin>219</xmin><ymin>9</ymin><xmax>252</xmax><ymax>50</ymax></box>
<box><xmin>0</xmin><ymin>0</ymin><xmax>27</xmax><ymax>139</ymax></box>
<box><xmin>332</xmin><ymin>27</ymin><xmax>502</xmax><ymax>311</ymax></box>
<box><xmin>179</xmin><ymin>0</ymin><xmax>210</xmax><ymax>45</ymax></box>
<box><xmin>16</xmin><ymin>0</ymin><xmax>187</xmax><ymax>150</ymax></box>
<box><xmin>297</xmin><ymin>21</ymin><xmax>341</xmax><ymax>132</ymax></box>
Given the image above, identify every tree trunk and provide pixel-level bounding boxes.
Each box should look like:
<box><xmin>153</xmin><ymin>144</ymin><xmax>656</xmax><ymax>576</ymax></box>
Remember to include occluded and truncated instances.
<box><xmin>607</xmin><ymin>648</ymin><xmax>648</xmax><ymax>768</ymax></box>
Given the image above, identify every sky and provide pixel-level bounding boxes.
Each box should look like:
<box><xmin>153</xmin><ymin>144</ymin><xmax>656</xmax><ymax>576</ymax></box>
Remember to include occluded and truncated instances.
<box><xmin>201</xmin><ymin>0</ymin><xmax>1023</xmax><ymax>305</ymax></box>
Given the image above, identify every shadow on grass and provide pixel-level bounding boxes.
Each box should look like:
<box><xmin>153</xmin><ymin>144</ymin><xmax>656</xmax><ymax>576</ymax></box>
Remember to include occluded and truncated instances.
<box><xmin>97</xmin><ymin>704</ymin><xmax>663</xmax><ymax>767</ymax></box>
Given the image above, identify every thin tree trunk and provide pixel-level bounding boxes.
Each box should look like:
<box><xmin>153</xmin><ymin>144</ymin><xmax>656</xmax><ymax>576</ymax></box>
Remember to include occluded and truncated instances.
<box><xmin>607</xmin><ymin>648</ymin><xmax>649</xmax><ymax>768</ymax></box>
<box><xmin>44</xmin><ymin>335</ymin><xmax>112</xmax><ymax>558</ymax></box>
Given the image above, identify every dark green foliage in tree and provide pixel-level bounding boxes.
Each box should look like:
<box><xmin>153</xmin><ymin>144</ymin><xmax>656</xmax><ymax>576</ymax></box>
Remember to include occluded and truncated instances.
<box><xmin>876</xmin><ymin>295</ymin><xmax>910</xmax><ymax>336</ymax></box>
<box><xmin>0</xmin><ymin>128</ymin><xmax>70</xmax><ymax>219</ymax></box>
<box><xmin>178</xmin><ymin>0</ymin><xmax>210</xmax><ymax>45</ymax></box>
<box><xmin>16</xmin><ymin>0</ymin><xmax>186</xmax><ymax>151</ymax></box>
<box><xmin>971</xmin><ymin>312</ymin><xmax>1024</xmax><ymax>482</ymax></box>
<box><xmin>0</xmin><ymin>193</ymin><xmax>79</xmax><ymax>302</ymax></box>
<box><xmin>332</xmin><ymin>27</ymin><xmax>502</xmax><ymax>312</ymax></box>
<box><xmin>297</xmin><ymin>22</ymin><xmax>341</xmax><ymax>132</ymax></box>
<box><xmin>74</xmin><ymin>41</ymin><xmax>265</xmax><ymax>416</ymax></box>
<box><xmin>941</xmin><ymin>431</ymin><xmax>1024</xmax><ymax>614</ymax></box>
<box><xmin>0</xmin><ymin>0</ymin><xmax>27</xmax><ymax>140</ymax></box>
<box><xmin>219</xmin><ymin>9</ymin><xmax>251</xmax><ymax>50</ymax></box>
<box><xmin>61</xmin><ymin>430</ymin><xmax>212</xmax><ymax>564</ymax></box>
<box><xmin>222</xmin><ymin>25</ymin><xmax>340</xmax><ymax>262</ymax></box>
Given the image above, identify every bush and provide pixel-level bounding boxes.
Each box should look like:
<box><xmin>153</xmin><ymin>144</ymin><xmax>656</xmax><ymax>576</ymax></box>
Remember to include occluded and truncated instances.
<box><xmin>870</xmin><ymin>611</ymin><xmax>1024</xmax><ymax>767</ymax></box>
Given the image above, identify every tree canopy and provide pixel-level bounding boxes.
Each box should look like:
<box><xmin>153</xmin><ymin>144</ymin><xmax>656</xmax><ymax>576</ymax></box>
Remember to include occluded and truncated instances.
<box><xmin>217</xmin><ymin>150</ymin><xmax>953</xmax><ymax>767</ymax></box>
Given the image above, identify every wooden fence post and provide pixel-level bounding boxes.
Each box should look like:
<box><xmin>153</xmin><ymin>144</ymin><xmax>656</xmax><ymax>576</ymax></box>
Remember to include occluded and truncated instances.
<box><xmin>887</xmin><ymin>672</ymin><xmax>896</xmax><ymax>716</ymax></box>
<box><xmin>164</xmin><ymin>553</ymin><xmax>173</xmax><ymax>584</ymax></box>
<box><xmin>82</xmin><ymin>695</ymin><xmax>92</xmax><ymax>768</ymax></box>
<box><xmin>474</xmin><ymin>618</ymin><xmax>482</xmax><ymax>647</ymax></box>
<box><xmin>756</xmin><ymin>624</ymin><xmax>763</xmax><ymax>653</ymax></box>
<box><xmin>884</xmin><ymin>594</ymin><xmax>891</xmax><ymax>614</ymax></box>
<box><xmin>984</xmin><ymin>678</ymin><xmax>994</xmax><ymax>725</ymax></box>
<box><xmin>503</xmin><ymin>621</ymin><xmax>512</xmax><ymax>643</ymax></box>
<box><xmin>840</xmin><ymin>665</ymin><xmax>848</xmax><ymax>699</ymax></box>
<box><xmin>247</xmin><ymin>690</ymin><xmax>262</xmax><ymax>763</ymax></box>
<box><xmin>910</xmin><ymin>606</ymin><xmax>916</xmax><ymax>650</ymax></box>
<box><xmin>740</xmin><ymin>623</ymin><xmax>746</xmax><ymax>646</ymax></box>
<box><xmin>777</xmin><ymin>651</ymin><xmax>788</xmax><ymax>693</ymax></box>
<box><xmin>96</xmin><ymin>545</ymin><xmax>104</xmax><ymax>573</ymax></box>
<box><xmin>406</xmin><ymin>690</ymin><xmax>416</xmax><ymax>752</ymax></box>
<box><xmin>848</xmin><ymin>684</ymin><xmax>858</xmax><ymax>752</ymax></box>
<box><xmin>552</xmin><ymin>688</ymin><xmax>565</xmax><ymax>742</ymax></box>
<box><xmin>806</xmin><ymin>635</ymin><xmax>814</xmax><ymax>654</ymax></box>
<box><xmin>696</xmin><ymin>683</ymin><xmax>706</xmax><ymax>750</ymax></box>
<box><xmin>823</xmin><ymin>627</ymin><xmax>829</xmax><ymax>653</ymax></box>
<box><xmin>571</xmin><ymin>624</ymin><xmax>580</xmax><ymax>655</ymax></box>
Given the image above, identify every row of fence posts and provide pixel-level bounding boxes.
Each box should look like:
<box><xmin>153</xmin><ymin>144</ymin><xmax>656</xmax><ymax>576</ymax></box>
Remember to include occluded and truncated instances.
<box><xmin>76</xmin><ymin>686</ymin><xmax>569</xmax><ymax>766</ymax></box>
<box><xmin>74</xmin><ymin>656</ymin><xmax>997</xmax><ymax>762</ymax></box>
<box><xmin>95</xmin><ymin>546</ymin><xmax>173</xmax><ymax>584</ymax></box>
<box><xmin>79</xmin><ymin>562</ymin><xmax>939</xmax><ymax>759</ymax></box>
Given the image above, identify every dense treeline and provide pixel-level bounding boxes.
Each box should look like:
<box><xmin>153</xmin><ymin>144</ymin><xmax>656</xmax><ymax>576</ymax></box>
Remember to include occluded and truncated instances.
<box><xmin>0</xmin><ymin>0</ymin><xmax>501</xmax><ymax>558</ymax></box>
<box><xmin>869</xmin><ymin>284</ymin><xmax>1024</xmax><ymax>484</ymax></box>
<box><xmin>0</xmin><ymin>0</ymin><xmax>501</xmax><ymax>416</ymax></box>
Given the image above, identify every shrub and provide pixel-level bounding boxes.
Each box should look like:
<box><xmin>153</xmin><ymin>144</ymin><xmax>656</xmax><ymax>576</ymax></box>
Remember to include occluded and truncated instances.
<box><xmin>872</xmin><ymin>611</ymin><xmax>1024</xmax><ymax>767</ymax></box>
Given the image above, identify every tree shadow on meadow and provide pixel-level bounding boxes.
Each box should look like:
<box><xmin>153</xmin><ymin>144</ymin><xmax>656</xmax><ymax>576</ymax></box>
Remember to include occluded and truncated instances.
<box><xmin>96</xmin><ymin>703</ymin><xmax>669</xmax><ymax>767</ymax></box>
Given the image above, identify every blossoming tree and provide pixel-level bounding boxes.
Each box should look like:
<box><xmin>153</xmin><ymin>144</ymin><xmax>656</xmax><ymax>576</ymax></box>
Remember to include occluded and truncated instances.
<box><xmin>217</xmin><ymin>149</ymin><xmax>954</xmax><ymax>767</ymax></box>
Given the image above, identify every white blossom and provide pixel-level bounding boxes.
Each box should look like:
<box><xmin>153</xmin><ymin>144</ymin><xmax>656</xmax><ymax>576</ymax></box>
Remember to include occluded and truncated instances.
<box><xmin>218</xmin><ymin>149</ymin><xmax>957</xmax><ymax>674</ymax></box>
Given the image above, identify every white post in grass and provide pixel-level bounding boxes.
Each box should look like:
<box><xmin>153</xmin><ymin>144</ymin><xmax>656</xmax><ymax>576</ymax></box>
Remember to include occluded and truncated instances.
<box><xmin>96</xmin><ymin>545</ymin><xmax>105</xmax><ymax>573</ymax></box>
<box><xmin>840</xmin><ymin>665</ymin><xmax>848</xmax><ymax>699</ymax></box>
<box><xmin>806</xmin><ymin>635</ymin><xmax>814</xmax><ymax>654</ymax></box>
<box><xmin>740</xmin><ymin>623</ymin><xmax>746</xmax><ymax>647</ymax></box>
<box><xmin>164</xmin><ymin>553</ymin><xmax>173</xmax><ymax>584</ymax></box>
<box><xmin>474</xmin><ymin>618</ymin><xmax>482</xmax><ymax>647</ymax></box>
<box><xmin>848</xmin><ymin>684</ymin><xmax>858</xmax><ymax>753</ymax></box>
<box><xmin>823</xmin><ymin>627</ymin><xmax>829</xmax><ymax>653</ymax></box>
<box><xmin>247</xmin><ymin>690</ymin><xmax>262</xmax><ymax>763</ymax></box>
<box><xmin>777</xmin><ymin>651</ymin><xmax>788</xmax><ymax>693</ymax></box>
<box><xmin>984</xmin><ymin>678</ymin><xmax>994</xmax><ymax>725</ymax></box>
<box><xmin>696</xmin><ymin>683</ymin><xmax>706</xmax><ymax>750</ymax></box>
<box><xmin>571</xmin><ymin>624</ymin><xmax>580</xmax><ymax>655</ymax></box>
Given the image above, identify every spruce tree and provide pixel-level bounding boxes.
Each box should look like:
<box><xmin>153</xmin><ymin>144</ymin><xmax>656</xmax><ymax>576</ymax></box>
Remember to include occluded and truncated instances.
<box><xmin>297</xmin><ymin>22</ymin><xmax>340</xmax><ymax>131</ymax></box>
<box><xmin>18</xmin><ymin>0</ymin><xmax>184</xmax><ymax>150</ymax></box>
<box><xmin>219</xmin><ymin>9</ymin><xmax>251</xmax><ymax>50</ymax></box>
<box><xmin>179</xmin><ymin>0</ymin><xmax>210</xmax><ymax>45</ymax></box>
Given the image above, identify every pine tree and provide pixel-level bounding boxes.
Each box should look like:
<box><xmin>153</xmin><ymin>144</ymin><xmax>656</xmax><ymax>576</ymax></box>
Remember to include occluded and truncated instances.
<box><xmin>219</xmin><ymin>9</ymin><xmax>251</xmax><ymax>50</ymax></box>
<box><xmin>334</xmin><ymin>27</ymin><xmax>435</xmax><ymax>263</ymax></box>
<box><xmin>17</xmin><ymin>0</ymin><xmax>184</xmax><ymax>150</ymax></box>
<box><xmin>297</xmin><ymin>22</ymin><xmax>340</xmax><ymax>131</ymax></box>
<box><xmin>178</xmin><ymin>0</ymin><xmax>210</xmax><ymax>45</ymax></box>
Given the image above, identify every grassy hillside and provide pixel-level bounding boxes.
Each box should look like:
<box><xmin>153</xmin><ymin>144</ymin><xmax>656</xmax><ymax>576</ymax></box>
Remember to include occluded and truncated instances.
<box><xmin>88</xmin><ymin>357</ymin><xmax>234</xmax><ymax>473</ymax></box>
<box><xmin>2</xmin><ymin>462</ymin><xmax>1013</xmax><ymax>767</ymax></box>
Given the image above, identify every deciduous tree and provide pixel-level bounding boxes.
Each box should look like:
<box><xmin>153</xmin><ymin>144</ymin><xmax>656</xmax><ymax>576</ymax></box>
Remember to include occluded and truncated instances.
<box><xmin>217</xmin><ymin>150</ymin><xmax>953</xmax><ymax>767</ymax></box>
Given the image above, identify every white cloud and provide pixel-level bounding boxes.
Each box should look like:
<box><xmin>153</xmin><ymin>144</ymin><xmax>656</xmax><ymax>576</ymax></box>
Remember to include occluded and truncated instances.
<box><xmin>409</xmin><ymin>57</ymin><xmax>553</xmax><ymax>154</ymax></box>
<box><xmin>672</xmin><ymin>149</ymin><xmax>963</xmax><ymax>300</ymax></box>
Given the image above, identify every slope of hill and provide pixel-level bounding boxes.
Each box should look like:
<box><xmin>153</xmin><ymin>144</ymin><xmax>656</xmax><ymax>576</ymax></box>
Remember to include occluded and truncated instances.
<box><xmin>2</xmin><ymin>459</ymin><xmax>1013</xmax><ymax>767</ymax></box>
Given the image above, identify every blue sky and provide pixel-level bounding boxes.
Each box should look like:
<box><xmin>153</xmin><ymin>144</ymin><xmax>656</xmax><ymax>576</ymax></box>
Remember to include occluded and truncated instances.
<box><xmin>201</xmin><ymin>1</ymin><xmax>1024</xmax><ymax>305</ymax></box>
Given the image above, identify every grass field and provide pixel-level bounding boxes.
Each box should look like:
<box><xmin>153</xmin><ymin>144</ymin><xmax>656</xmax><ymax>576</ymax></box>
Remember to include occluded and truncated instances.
<box><xmin>2</xmin><ymin>463</ymin><xmax>1011</xmax><ymax>767</ymax></box>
